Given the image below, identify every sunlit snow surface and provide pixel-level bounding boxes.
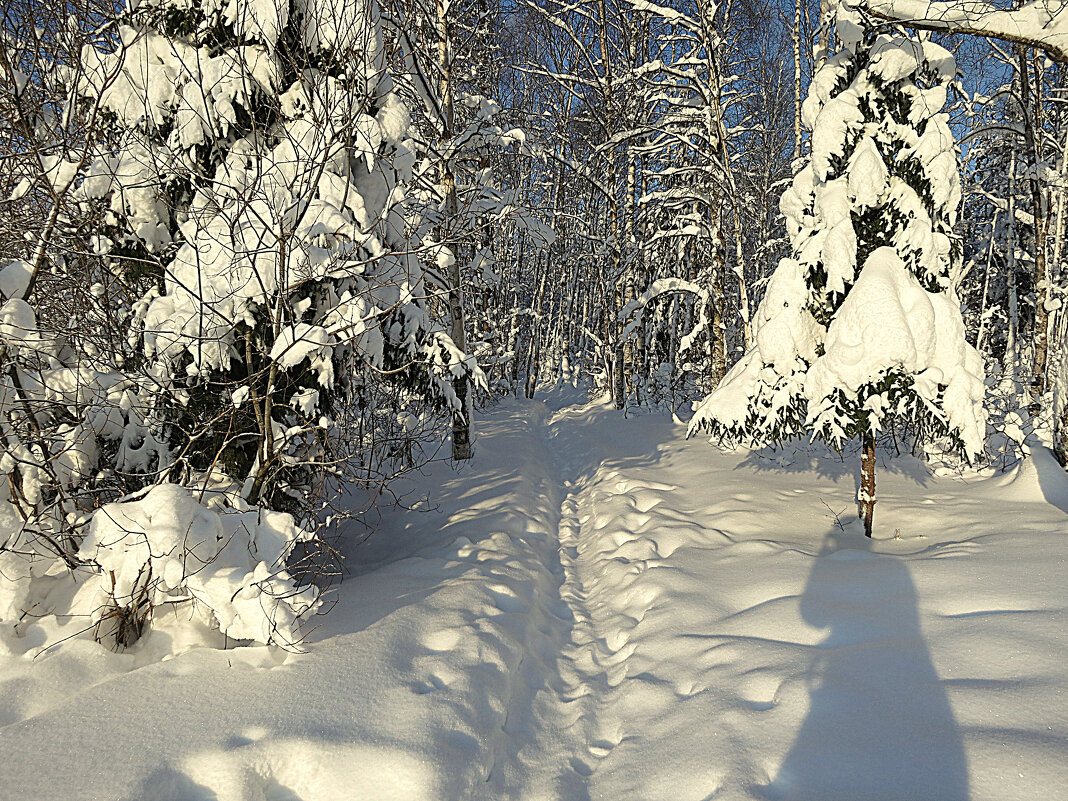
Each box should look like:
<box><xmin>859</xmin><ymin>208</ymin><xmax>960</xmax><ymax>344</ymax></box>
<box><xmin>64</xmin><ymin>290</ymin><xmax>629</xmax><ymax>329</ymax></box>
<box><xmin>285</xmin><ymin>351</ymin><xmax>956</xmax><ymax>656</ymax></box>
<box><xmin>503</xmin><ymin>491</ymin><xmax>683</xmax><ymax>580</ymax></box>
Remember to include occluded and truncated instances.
<box><xmin>1</xmin><ymin>390</ymin><xmax>1066</xmax><ymax>800</ymax></box>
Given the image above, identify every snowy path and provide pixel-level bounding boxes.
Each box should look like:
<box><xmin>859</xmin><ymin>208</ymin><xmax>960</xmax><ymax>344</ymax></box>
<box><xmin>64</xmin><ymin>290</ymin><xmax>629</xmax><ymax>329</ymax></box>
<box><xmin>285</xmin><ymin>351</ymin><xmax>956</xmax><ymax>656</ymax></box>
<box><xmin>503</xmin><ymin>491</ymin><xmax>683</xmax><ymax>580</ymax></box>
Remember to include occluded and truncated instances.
<box><xmin>1</xmin><ymin>393</ymin><xmax>1067</xmax><ymax>801</ymax></box>
<box><xmin>487</xmin><ymin>399</ymin><xmax>679</xmax><ymax>798</ymax></box>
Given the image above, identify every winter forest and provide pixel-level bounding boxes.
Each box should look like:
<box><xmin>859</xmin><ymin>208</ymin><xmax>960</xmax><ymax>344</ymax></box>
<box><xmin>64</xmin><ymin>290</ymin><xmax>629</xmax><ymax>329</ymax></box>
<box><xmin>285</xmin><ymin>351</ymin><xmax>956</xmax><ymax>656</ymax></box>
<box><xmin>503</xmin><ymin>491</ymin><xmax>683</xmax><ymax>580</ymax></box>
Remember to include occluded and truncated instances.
<box><xmin>1</xmin><ymin>0</ymin><xmax>1067</xmax><ymax>798</ymax></box>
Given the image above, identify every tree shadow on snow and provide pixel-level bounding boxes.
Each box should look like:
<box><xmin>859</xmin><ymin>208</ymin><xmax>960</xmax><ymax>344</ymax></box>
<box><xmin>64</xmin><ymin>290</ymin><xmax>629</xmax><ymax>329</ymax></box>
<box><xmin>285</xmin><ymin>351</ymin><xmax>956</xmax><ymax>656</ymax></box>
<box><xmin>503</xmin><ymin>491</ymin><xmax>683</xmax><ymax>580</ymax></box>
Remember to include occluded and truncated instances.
<box><xmin>736</xmin><ymin>440</ymin><xmax>933</xmax><ymax>489</ymax></box>
<box><xmin>761</xmin><ymin>526</ymin><xmax>969</xmax><ymax>801</ymax></box>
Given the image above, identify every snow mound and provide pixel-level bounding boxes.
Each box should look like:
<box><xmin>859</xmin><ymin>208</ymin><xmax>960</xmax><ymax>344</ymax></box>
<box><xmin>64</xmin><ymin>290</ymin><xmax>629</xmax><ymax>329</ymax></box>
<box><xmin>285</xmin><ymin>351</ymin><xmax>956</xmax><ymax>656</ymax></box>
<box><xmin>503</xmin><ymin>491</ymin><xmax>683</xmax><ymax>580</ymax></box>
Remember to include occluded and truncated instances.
<box><xmin>77</xmin><ymin>484</ymin><xmax>320</xmax><ymax>646</ymax></box>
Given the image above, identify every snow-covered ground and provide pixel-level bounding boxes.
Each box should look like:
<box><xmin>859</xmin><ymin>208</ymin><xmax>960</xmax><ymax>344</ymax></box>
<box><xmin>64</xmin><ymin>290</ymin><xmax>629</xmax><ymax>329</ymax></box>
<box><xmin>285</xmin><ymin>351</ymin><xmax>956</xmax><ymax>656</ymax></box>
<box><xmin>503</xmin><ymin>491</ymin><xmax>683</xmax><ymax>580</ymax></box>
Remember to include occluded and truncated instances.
<box><xmin>1</xmin><ymin>390</ymin><xmax>1066</xmax><ymax>801</ymax></box>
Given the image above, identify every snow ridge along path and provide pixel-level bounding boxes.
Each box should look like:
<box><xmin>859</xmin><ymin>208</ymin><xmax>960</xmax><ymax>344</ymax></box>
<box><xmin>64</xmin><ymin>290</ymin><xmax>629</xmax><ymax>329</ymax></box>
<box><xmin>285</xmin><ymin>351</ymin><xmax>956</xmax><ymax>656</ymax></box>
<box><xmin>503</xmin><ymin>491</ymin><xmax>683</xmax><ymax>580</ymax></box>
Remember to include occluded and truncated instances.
<box><xmin>0</xmin><ymin>391</ymin><xmax>1066</xmax><ymax>801</ymax></box>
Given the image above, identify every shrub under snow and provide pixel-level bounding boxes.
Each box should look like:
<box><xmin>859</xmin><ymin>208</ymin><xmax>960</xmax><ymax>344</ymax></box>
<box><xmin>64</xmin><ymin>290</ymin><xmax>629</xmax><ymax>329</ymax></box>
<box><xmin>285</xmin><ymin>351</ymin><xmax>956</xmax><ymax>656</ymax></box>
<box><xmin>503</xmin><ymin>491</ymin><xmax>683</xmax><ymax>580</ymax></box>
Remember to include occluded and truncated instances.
<box><xmin>0</xmin><ymin>485</ymin><xmax>319</xmax><ymax>651</ymax></box>
<box><xmin>0</xmin><ymin>0</ymin><xmax>477</xmax><ymax>655</ymax></box>
<box><xmin>77</xmin><ymin>485</ymin><xmax>320</xmax><ymax>647</ymax></box>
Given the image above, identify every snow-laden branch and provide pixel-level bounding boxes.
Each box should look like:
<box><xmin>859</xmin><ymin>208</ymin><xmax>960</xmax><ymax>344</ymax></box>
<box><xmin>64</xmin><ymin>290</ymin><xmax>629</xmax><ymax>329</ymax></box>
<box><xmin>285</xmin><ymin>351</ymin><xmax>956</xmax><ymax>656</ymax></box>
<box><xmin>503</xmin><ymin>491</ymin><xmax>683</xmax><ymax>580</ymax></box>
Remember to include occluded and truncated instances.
<box><xmin>619</xmin><ymin>278</ymin><xmax>708</xmax><ymax>354</ymax></box>
<box><xmin>625</xmin><ymin>0</ymin><xmax>701</xmax><ymax>31</ymax></box>
<box><xmin>853</xmin><ymin>0</ymin><xmax>1068</xmax><ymax>62</ymax></box>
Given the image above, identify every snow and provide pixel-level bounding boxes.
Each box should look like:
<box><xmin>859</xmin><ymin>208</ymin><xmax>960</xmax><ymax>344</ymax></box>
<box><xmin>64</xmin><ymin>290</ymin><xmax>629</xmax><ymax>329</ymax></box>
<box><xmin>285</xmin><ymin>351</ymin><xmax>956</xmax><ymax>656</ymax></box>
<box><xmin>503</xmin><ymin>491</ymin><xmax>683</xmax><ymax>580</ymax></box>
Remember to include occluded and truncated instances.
<box><xmin>80</xmin><ymin>142</ymin><xmax>173</xmax><ymax>252</ymax></box>
<box><xmin>921</xmin><ymin>40</ymin><xmax>957</xmax><ymax>82</ymax></box>
<box><xmin>859</xmin><ymin>0</ymin><xmax>1068</xmax><ymax>64</ymax></box>
<box><xmin>688</xmin><ymin>256</ymin><xmax>819</xmax><ymax>434</ymax></box>
<box><xmin>752</xmin><ymin>258</ymin><xmax>821</xmax><ymax>371</ymax></box>
<box><xmin>806</xmin><ymin>247</ymin><xmax>987</xmax><ymax>454</ymax></box>
<box><xmin>224</xmin><ymin>0</ymin><xmax>290</xmax><ymax>45</ymax></box>
<box><xmin>0</xmin><ymin>259</ymin><xmax>32</xmax><ymax>299</ymax></box>
<box><xmin>847</xmin><ymin>136</ymin><xmax>888</xmax><ymax>208</ymax></box>
<box><xmin>868</xmin><ymin>34</ymin><xmax>922</xmax><ymax>83</ymax></box>
<box><xmin>82</xmin><ymin>27</ymin><xmax>196</xmax><ymax>131</ymax></box>
<box><xmin>294</xmin><ymin>0</ymin><xmax>382</xmax><ymax>60</ymax></box>
<box><xmin>2</xmin><ymin>395</ymin><xmax>1066</xmax><ymax>800</ymax></box>
<box><xmin>173</xmin><ymin>47</ymin><xmax>282</xmax><ymax>147</ymax></box>
<box><xmin>810</xmin><ymin>93</ymin><xmax>862</xmax><ymax>181</ymax></box>
<box><xmin>0</xmin><ymin>297</ymin><xmax>38</xmax><ymax>347</ymax></box>
<box><xmin>619</xmin><ymin>277</ymin><xmax>708</xmax><ymax>341</ymax></box>
<box><xmin>270</xmin><ymin>323</ymin><xmax>336</xmax><ymax>369</ymax></box>
<box><xmin>375</xmin><ymin>92</ymin><xmax>411</xmax><ymax>145</ymax></box>
<box><xmin>42</xmin><ymin>157</ymin><xmax>81</xmax><ymax>195</ymax></box>
<box><xmin>801</xmin><ymin>53</ymin><xmax>851</xmax><ymax>129</ymax></box>
<box><xmin>820</xmin><ymin>216</ymin><xmax>859</xmax><ymax>296</ymax></box>
<box><xmin>76</xmin><ymin>484</ymin><xmax>320</xmax><ymax>646</ymax></box>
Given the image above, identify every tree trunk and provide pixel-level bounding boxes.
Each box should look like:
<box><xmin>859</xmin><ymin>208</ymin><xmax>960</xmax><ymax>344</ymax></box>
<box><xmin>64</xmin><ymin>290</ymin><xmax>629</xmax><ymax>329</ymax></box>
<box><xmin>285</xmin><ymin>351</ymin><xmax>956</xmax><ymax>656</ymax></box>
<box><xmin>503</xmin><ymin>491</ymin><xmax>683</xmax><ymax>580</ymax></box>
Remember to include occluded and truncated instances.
<box><xmin>438</xmin><ymin>0</ymin><xmax>471</xmax><ymax>460</ymax></box>
<box><xmin>816</xmin><ymin>0</ymin><xmax>831</xmax><ymax>70</ymax></box>
<box><xmin>1018</xmin><ymin>47</ymin><xmax>1051</xmax><ymax>395</ymax></box>
<box><xmin>859</xmin><ymin>431</ymin><xmax>877</xmax><ymax>538</ymax></box>
<box><xmin>1050</xmin><ymin>116</ymin><xmax>1068</xmax><ymax>464</ymax></box>
<box><xmin>974</xmin><ymin>210</ymin><xmax>998</xmax><ymax>351</ymax></box>
<box><xmin>1055</xmin><ymin>313</ymin><xmax>1068</xmax><ymax>465</ymax></box>
<box><xmin>1007</xmin><ymin>151</ymin><xmax>1020</xmax><ymax>374</ymax></box>
<box><xmin>703</xmin><ymin>0</ymin><xmax>751</xmax><ymax>349</ymax></box>
<box><xmin>526</xmin><ymin>257</ymin><xmax>549</xmax><ymax>399</ymax></box>
<box><xmin>792</xmin><ymin>0</ymin><xmax>803</xmax><ymax>163</ymax></box>
<box><xmin>708</xmin><ymin>219</ymin><xmax>728</xmax><ymax>386</ymax></box>
<box><xmin>622</xmin><ymin>75</ymin><xmax>639</xmax><ymax>398</ymax></box>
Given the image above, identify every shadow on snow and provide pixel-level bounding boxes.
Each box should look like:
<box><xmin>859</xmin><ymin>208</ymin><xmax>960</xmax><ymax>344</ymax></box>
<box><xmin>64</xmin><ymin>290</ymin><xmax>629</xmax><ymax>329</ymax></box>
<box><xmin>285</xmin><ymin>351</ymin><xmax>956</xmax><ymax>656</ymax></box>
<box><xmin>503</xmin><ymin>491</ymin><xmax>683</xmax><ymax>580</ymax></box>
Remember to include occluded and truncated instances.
<box><xmin>762</xmin><ymin>526</ymin><xmax>969</xmax><ymax>801</ymax></box>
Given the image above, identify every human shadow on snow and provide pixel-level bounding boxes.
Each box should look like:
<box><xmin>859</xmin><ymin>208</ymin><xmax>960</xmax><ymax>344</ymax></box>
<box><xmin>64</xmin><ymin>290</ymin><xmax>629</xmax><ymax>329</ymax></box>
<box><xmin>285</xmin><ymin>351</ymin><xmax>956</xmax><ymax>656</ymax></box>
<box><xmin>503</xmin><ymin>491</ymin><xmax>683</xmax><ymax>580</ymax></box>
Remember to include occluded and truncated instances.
<box><xmin>761</xmin><ymin>526</ymin><xmax>969</xmax><ymax>801</ymax></box>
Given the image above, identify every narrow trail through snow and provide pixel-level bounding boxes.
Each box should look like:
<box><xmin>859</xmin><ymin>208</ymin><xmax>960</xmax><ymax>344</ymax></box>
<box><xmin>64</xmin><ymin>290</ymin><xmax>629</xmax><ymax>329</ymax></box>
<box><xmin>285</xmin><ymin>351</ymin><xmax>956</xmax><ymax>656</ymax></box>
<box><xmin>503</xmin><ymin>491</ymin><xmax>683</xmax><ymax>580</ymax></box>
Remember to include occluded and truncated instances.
<box><xmin>488</xmin><ymin>400</ymin><xmax>667</xmax><ymax>799</ymax></box>
<box><xmin>454</xmin><ymin>394</ymin><xmax>1068</xmax><ymax>801</ymax></box>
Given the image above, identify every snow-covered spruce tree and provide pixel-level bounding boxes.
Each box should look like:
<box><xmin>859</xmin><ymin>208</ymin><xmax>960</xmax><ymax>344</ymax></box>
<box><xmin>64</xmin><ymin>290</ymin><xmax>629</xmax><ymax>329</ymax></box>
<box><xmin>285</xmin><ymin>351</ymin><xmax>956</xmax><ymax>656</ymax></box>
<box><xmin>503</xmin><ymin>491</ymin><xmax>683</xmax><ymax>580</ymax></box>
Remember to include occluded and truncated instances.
<box><xmin>689</xmin><ymin>6</ymin><xmax>985</xmax><ymax>536</ymax></box>
<box><xmin>81</xmin><ymin>0</ymin><xmax>478</xmax><ymax>504</ymax></box>
<box><xmin>0</xmin><ymin>0</ymin><xmax>479</xmax><ymax>651</ymax></box>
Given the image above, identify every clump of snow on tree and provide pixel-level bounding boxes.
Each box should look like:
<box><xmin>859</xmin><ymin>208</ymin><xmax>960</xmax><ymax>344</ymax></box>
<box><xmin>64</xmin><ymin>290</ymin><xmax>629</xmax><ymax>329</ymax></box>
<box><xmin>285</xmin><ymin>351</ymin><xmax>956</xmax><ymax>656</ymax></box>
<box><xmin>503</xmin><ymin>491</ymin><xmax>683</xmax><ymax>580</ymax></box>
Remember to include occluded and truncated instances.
<box><xmin>806</xmin><ymin>247</ymin><xmax>985</xmax><ymax>454</ymax></box>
